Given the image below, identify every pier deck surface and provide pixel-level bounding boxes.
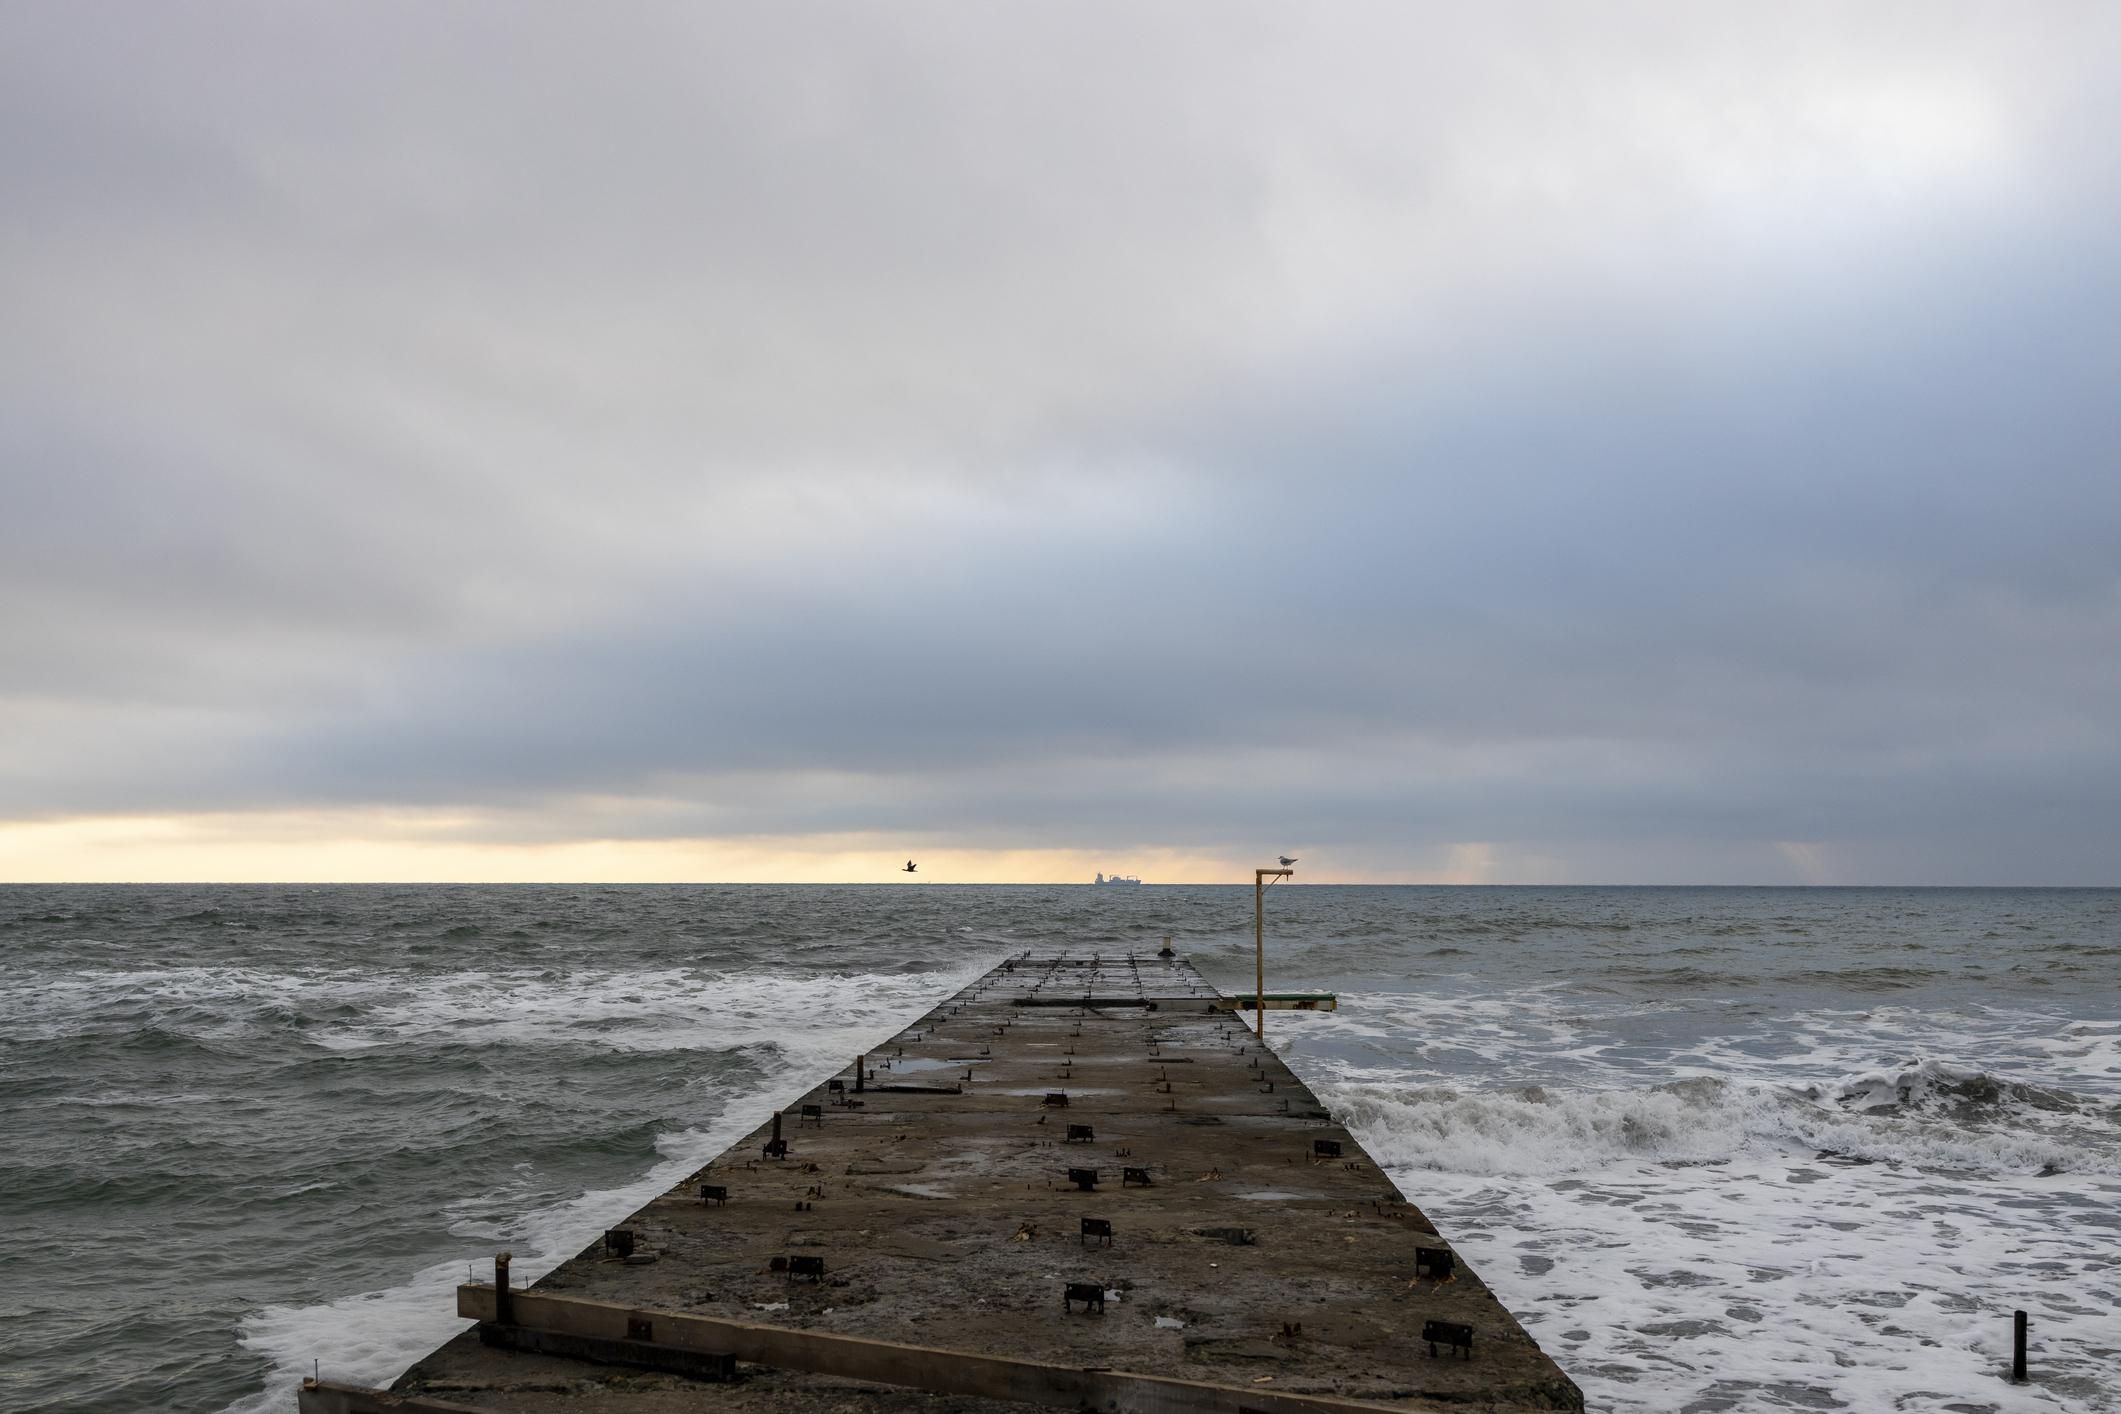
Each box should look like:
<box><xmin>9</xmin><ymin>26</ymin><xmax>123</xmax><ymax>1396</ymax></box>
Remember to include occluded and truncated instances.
<box><xmin>366</xmin><ymin>953</ymin><xmax>1580</xmax><ymax>1413</ymax></box>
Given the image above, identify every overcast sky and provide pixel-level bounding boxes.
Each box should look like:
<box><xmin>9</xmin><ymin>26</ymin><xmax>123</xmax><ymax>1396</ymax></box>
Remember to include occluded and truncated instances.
<box><xmin>4</xmin><ymin>3</ymin><xmax>2117</xmax><ymax>883</ymax></box>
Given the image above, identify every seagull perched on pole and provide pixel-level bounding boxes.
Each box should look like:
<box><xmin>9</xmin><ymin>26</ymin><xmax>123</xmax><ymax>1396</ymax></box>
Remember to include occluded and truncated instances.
<box><xmin>1278</xmin><ymin>856</ymin><xmax>1298</xmax><ymax>867</ymax></box>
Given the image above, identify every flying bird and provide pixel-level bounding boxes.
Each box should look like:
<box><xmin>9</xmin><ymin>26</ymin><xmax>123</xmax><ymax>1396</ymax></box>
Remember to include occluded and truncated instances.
<box><xmin>902</xmin><ymin>860</ymin><xmax>918</xmax><ymax>873</ymax></box>
<box><xmin>1278</xmin><ymin>856</ymin><xmax>1298</xmax><ymax>867</ymax></box>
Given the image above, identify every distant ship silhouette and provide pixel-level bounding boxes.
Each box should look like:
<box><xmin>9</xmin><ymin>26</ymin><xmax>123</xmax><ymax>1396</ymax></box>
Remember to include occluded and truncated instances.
<box><xmin>1093</xmin><ymin>872</ymin><xmax>1142</xmax><ymax>886</ymax></box>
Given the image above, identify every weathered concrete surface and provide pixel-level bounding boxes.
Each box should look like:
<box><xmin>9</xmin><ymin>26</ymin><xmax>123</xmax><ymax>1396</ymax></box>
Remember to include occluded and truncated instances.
<box><xmin>378</xmin><ymin>953</ymin><xmax>1581</xmax><ymax>1413</ymax></box>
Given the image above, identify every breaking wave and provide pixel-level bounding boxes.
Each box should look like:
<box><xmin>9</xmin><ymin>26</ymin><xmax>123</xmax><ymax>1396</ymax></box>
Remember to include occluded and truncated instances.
<box><xmin>1325</xmin><ymin>1065</ymin><xmax>2119</xmax><ymax>1179</ymax></box>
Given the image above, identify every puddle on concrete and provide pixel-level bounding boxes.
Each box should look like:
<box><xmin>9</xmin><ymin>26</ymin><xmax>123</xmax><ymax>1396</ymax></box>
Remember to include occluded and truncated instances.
<box><xmin>886</xmin><ymin>1056</ymin><xmax>979</xmax><ymax>1074</ymax></box>
<box><xmin>887</xmin><ymin>1183</ymin><xmax>954</xmax><ymax>1200</ymax></box>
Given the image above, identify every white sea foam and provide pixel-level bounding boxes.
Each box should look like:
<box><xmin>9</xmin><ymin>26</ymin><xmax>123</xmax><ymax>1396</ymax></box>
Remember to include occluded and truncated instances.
<box><xmin>1290</xmin><ymin>997</ymin><xmax>2121</xmax><ymax>1414</ymax></box>
<box><xmin>1364</xmin><ymin>1151</ymin><xmax>2121</xmax><ymax>1414</ymax></box>
<box><xmin>6</xmin><ymin>960</ymin><xmax>984</xmax><ymax>1063</ymax></box>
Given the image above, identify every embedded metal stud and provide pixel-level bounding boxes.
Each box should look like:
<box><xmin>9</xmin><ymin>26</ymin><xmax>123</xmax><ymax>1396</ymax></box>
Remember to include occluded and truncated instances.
<box><xmin>1422</xmin><ymin>1319</ymin><xmax>1473</xmax><ymax>1359</ymax></box>
<box><xmin>1063</xmin><ymin>1282</ymin><xmax>1105</xmax><ymax>1314</ymax></box>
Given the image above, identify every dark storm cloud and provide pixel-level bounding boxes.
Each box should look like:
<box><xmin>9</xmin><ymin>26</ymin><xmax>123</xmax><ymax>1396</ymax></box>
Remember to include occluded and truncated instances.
<box><xmin>4</xmin><ymin>3</ymin><xmax>2118</xmax><ymax>880</ymax></box>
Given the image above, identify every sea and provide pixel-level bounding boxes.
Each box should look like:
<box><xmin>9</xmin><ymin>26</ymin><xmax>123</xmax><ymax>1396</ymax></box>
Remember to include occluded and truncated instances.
<box><xmin>1</xmin><ymin>884</ymin><xmax>2115</xmax><ymax>1414</ymax></box>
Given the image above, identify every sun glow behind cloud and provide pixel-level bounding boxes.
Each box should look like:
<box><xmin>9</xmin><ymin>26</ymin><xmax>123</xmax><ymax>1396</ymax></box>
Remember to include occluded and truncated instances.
<box><xmin>0</xmin><ymin>814</ymin><xmax>1267</xmax><ymax>885</ymax></box>
<box><xmin>0</xmin><ymin>811</ymin><xmax>1842</xmax><ymax>886</ymax></box>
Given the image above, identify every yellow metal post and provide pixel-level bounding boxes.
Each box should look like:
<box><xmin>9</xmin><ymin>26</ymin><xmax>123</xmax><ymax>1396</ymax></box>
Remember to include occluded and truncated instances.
<box><xmin>1253</xmin><ymin>867</ymin><xmax>1293</xmax><ymax>1040</ymax></box>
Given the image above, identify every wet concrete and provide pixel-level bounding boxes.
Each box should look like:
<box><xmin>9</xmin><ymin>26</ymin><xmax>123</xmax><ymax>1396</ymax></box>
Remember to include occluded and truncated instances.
<box><xmin>375</xmin><ymin>953</ymin><xmax>1582</xmax><ymax>1412</ymax></box>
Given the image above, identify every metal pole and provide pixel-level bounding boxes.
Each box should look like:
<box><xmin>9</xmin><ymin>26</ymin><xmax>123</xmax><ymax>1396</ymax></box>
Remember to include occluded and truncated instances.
<box><xmin>1252</xmin><ymin>867</ymin><xmax>1292</xmax><ymax>1041</ymax></box>
<box><xmin>1255</xmin><ymin>871</ymin><xmax>1265</xmax><ymax>1041</ymax></box>
<box><xmin>2013</xmin><ymin>1310</ymin><xmax>2028</xmax><ymax>1382</ymax></box>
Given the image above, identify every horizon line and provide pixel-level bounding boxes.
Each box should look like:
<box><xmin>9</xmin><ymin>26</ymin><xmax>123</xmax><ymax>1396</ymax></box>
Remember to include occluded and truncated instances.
<box><xmin>2</xmin><ymin>879</ymin><xmax>2114</xmax><ymax>889</ymax></box>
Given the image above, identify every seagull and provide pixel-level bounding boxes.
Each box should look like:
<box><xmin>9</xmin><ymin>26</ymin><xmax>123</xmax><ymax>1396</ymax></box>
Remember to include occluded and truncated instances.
<box><xmin>1278</xmin><ymin>856</ymin><xmax>1298</xmax><ymax>867</ymax></box>
<box><xmin>902</xmin><ymin>860</ymin><xmax>918</xmax><ymax>873</ymax></box>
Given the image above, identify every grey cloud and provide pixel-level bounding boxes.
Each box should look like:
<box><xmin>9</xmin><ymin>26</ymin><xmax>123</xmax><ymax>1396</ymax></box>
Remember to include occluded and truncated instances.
<box><xmin>4</xmin><ymin>3</ymin><xmax>2120</xmax><ymax>881</ymax></box>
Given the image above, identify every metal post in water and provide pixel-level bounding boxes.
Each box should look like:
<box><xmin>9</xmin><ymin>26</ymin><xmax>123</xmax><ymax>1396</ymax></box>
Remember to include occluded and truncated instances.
<box><xmin>494</xmin><ymin>1252</ymin><xmax>513</xmax><ymax>1325</ymax></box>
<box><xmin>2013</xmin><ymin>1309</ymin><xmax>2028</xmax><ymax>1382</ymax></box>
<box><xmin>855</xmin><ymin>1055</ymin><xmax>865</xmax><ymax>1093</ymax></box>
<box><xmin>771</xmin><ymin>1110</ymin><xmax>782</xmax><ymax>1145</ymax></box>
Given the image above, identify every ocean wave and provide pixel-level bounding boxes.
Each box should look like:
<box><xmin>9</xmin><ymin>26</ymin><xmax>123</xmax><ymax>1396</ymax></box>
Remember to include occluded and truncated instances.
<box><xmin>1322</xmin><ymin>1070</ymin><xmax>2119</xmax><ymax>1179</ymax></box>
<box><xmin>0</xmin><ymin>961</ymin><xmax>996</xmax><ymax>1063</ymax></box>
<box><xmin>1783</xmin><ymin>965</ymin><xmax>1940</xmax><ymax>989</ymax></box>
<box><xmin>1603</xmin><ymin>965</ymin><xmax>1759</xmax><ymax>987</ymax></box>
<box><xmin>1824</xmin><ymin>1057</ymin><xmax>2094</xmax><ymax>1119</ymax></box>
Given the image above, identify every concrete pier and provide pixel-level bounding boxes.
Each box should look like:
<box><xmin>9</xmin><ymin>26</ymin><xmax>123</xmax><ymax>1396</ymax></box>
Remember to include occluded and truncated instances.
<box><xmin>310</xmin><ymin>952</ymin><xmax>1580</xmax><ymax>1413</ymax></box>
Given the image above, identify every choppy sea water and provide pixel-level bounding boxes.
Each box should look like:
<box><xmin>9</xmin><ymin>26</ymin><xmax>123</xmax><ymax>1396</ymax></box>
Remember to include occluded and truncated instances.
<box><xmin>1</xmin><ymin>885</ymin><xmax>2115</xmax><ymax>1414</ymax></box>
